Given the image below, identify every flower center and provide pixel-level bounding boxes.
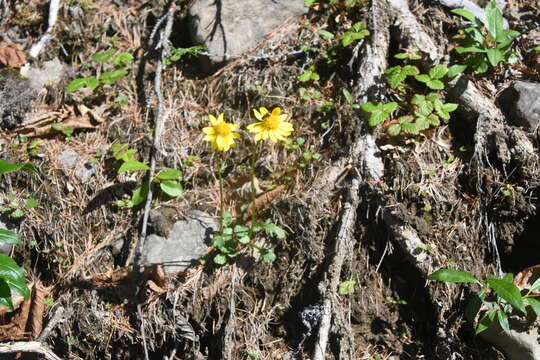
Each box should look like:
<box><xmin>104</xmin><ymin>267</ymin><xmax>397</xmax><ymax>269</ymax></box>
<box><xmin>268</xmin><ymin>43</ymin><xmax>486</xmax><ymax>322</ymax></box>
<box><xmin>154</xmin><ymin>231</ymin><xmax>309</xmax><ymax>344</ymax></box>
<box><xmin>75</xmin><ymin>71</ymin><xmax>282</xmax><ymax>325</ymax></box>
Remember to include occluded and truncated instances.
<box><xmin>214</xmin><ymin>122</ymin><xmax>230</xmax><ymax>136</ymax></box>
<box><xmin>263</xmin><ymin>115</ymin><xmax>280</xmax><ymax>130</ymax></box>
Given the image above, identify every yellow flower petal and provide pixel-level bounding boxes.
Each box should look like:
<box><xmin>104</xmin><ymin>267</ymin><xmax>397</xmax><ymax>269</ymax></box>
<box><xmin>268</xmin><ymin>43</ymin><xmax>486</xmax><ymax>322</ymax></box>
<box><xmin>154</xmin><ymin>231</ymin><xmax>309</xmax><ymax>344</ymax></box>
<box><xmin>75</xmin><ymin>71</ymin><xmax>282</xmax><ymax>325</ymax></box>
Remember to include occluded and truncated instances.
<box><xmin>208</xmin><ymin>114</ymin><xmax>218</xmax><ymax>125</ymax></box>
<box><xmin>271</xmin><ymin>107</ymin><xmax>281</xmax><ymax>116</ymax></box>
<box><xmin>202</xmin><ymin>127</ymin><xmax>215</xmax><ymax>135</ymax></box>
<box><xmin>269</xmin><ymin>131</ymin><xmax>278</xmax><ymax>143</ymax></box>
<box><xmin>259</xmin><ymin>107</ymin><xmax>269</xmax><ymax>116</ymax></box>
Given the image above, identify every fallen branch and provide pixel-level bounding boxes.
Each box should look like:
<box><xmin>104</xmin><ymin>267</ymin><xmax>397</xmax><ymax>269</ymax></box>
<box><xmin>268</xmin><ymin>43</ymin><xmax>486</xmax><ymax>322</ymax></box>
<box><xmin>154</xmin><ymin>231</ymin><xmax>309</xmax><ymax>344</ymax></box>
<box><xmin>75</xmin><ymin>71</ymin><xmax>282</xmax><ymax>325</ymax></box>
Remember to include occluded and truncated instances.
<box><xmin>312</xmin><ymin>177</ymin><xmax>360</xmax><ymax>360</ymax></box>
<box><xmin>0</xmin><ymin>341</ymin><xmax>62</xmax><ymax>360</ymax></box>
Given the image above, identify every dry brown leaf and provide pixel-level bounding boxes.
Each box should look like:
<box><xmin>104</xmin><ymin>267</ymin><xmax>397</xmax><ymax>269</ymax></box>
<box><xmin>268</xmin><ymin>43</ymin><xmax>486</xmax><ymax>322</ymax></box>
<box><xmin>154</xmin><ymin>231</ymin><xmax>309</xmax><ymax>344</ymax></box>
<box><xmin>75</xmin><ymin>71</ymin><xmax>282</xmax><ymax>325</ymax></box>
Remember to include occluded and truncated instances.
<box><xmin>243</xmin><ymin>185</ymin><xmax>286</xmax><ymax>219</ymax></box>
<box><xmin>0</xmin><ymin>42</ymin><xmax>27</xmax><ymax>68</ymax></box>
<box><xmin>0</xmin><ymin>283</ymin><xmax>33</xmax><ymax>341</ymax></box>
<box><xmin>29</xmin><ymin>280</ymin><xmax>50</xmax><ymax>339</ymax></box>
<box><xmin>15</xmin><ymin>104</ymin><xmax>105</xmax><ymax>137</ymax></box>
<box><xmin>514</xmin><ymin>264</ymin><xmax>540</xmax><ymax>290</ymax></box>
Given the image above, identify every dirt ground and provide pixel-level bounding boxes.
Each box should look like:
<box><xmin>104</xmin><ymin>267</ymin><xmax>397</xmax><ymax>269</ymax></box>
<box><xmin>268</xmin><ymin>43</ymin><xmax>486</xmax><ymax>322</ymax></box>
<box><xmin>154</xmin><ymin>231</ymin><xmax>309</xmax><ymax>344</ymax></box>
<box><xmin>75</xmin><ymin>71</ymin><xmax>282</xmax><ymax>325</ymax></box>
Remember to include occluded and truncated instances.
<box><xmin>1</xmin><ymin>0</ymin><xmax>540</xmax><ymax>359</ymax></box>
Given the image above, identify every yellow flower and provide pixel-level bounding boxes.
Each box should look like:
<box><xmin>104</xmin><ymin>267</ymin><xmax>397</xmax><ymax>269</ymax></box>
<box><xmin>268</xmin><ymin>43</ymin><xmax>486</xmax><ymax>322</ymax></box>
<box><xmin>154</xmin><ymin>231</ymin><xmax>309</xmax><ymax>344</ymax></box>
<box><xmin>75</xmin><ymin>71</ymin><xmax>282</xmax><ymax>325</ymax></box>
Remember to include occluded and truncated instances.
<box><xmin>202</xmin><ymin>113</ymin><xmax>240</xmax><ymax>151</ymax></box>
<box><xmin>247</xmin><ymin>107</ymin><xmax>294</xmax><ymax>143</ymax></box>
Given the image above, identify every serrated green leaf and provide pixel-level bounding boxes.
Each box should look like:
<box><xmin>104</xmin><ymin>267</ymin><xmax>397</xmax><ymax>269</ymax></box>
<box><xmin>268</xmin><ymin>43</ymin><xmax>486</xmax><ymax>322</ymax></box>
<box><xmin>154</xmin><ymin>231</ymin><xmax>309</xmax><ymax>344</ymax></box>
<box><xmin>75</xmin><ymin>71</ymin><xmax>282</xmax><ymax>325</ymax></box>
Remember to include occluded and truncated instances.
<box><xmin>160</xmin><ymin>181</ymin><xmax>183</xmax><ymax>197</ymax></box>
<box><xmin>0</xmin><ymin>254</ymin><xmax>29</xmax><ymax>301</ymax></box>
<box><xmin>428</xmin><ymin>114</ymin><xmax>440</xmax><ymax>126</ymax></box>
<box><xmin>428</xmin><ymin>269</ymin><xmax>480</xmax><ymax>283</ymax></box>
<box><xmin>383</xmin><ymin>102</ymin><xmax>398</xmax><ymax>112</ymax></box>
<box><xmin>415</xmin><ymin>74</ymin><xmax>430</xmax><ymax>83</ymax></box>
<box><xmin>118</xmin><ymin>160</ymin><xmax>150</xmax><ymax>173</ymax></box>
<box><xmin>214</xmin><ymin>253</ymin><xmax>227</xmax><ymax>265</ymax></box>
<box><xmin>25</xmin><ymin>198</ymin><xmax>39</xmax><ymax>209</ymax></box>
<box><xmin>260</xmin><ymin>249</ymin><xmax>276</xmax><ymax>263</ymax></box>
<box><xmin>0</xmin><ymin>160</ymin><xmax>37</xmax><ymax>175</ymax></box>
<box><xmin>447</xmin><ymin>64</ymin><xmax>467</xmax><ymax>78</ymax></box>
<box><xmin>387</xmin><ymin>124</ymin><xmax>401</xmax><ymax>136</ymax></box>
<box><xmin>66</xmin><ymin>77</ymin><xmax>99</xmax><ymax>92</ymax></box>
<box><xmin>0</xmin><ymin>229</ymin><xmax>20</xmax><ymax>245</ymax></box>
<box><xmin>338</xmin><ymin>280</ymin><xmax>356</xmax><ymax>295</ymax></box>
<box><xmin>427</xmin><ymin>80</ymin><xmax>444</xmax><ymax>90</ymax></box>
<box><xmin>156</xmin><ymin>169</ymin><xmax>182</xmax><ymax>180</ymax></box>
<box><xmin>221</xmin><ymin>211</ymin><xmax>233</xmax><ymax>227</ymax></box>
<box><xmin>10</xmin><ymin>209</ymin><xmax>24</xmax><ymax>218</ymax></box>
<box><xmin>261</xmin><ymin>222</ymin><xmax>286</xmax><ymax>239</ymax></box>
<box><xmin>402</xmin><ymin>122</ymin><xmax>419</xmax><ymax>134</ymax></box>
<box><xmin>112</xmin><ymin>52</ymin><xmax>133</xmax><ymax>67</ymax></box>
<box><xmin>238</xmin><ymin>236</ymin><xmax>250</xmax><ymax>245</ymax></box>
<box><xmin>429</xmin><ymin>64</ymin><xmax>448</xmax><ymax>79</ymax></box>
<box><xmin>403</xmin><ymin>65</ymin><xmax>419</xmax><ymax>76</ymax></box>
<box><xmin>525</xmin><ymin>297</ymin><xmax>540</xmax><ymax>317</ymax></box>
<box><xmin>487</xmin><ymin>278</ymin><xmax>526</xmax><ymax>314</ymax></box>
<box><xmin>92</xmin><ymin>48</ymin><xmax>116</xmax><ymax>63</ymax></box>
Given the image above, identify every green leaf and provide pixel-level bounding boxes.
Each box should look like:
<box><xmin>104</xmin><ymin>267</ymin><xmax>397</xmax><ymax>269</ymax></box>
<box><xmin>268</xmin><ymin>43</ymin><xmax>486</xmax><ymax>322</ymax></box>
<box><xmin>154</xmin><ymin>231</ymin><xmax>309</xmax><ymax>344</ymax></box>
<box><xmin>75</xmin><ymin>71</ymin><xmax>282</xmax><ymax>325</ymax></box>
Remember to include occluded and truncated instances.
<box><xmin>525</xmin><ymin>298</ymin><xmax>540</xmax><ymax>317</ymax></box>
<box><xmin>0</xmin><ymin>229</ymin><xmax>21</xmax><ymax>245</ymax></box>
<box><xmin>361</xmin><ymin>101</ymin><xmax>377</xmax><ymax>112</ymax></box>
<box><xmin>0</xmin><ymin>253</ymin><xmax>29</xmax><ymax>301</ymax></box>
<box><xmin>131</xmin><ymin>182</ymin><xmax>149</xmax><ymax>206</ymax></box>
<box><xmin>382</xmin><ymin>102</ymin><xmax>398</xmax><ymax>113</ymax></box>
<box><xmin>342</xmin><ymin>89</ymin><xmax>353</xmax><ymax>104</ymax></box>
<box><xmin>304</xmin><ymin>0</ymin><xmax>317</xmax><ymax>6</ymax></box>
<box><xmin>260</xmin><ymin>249</ymin><xmax>276</xmax><ymax>263</ymax></box>
<box><xmin>443</xmin><ymin>103</ymin><xmax>458</xmax><ymax>113</ymax></box>
<box><xmin>497</xmin><ymin>309</ymin><xmax>510</xmax><ymax>332</ymax></box>
<box><xmin>428</xmin><ymin>269</ymin><xmax>480</xmax><ymax>283</ymax></box>
<box><xmin>0</xmin><ymin>279</ymin><xmax>13</xmax><ymax>310</ymax></box>
<box><xmin>156</xmin><ymin>169</ymin><xmax>182</xmax><ymax>180</ymax></box>
<box><xmin>387</xmin><ymin>124</ymin><xmax>401</xmax><ymax>136</ymax></box>
<box><xmin>530</xmin><ymin>277</ymin><xmax>540</xmax><ymax>292</ymax></box>
<box><xmin>160</xmin><ymin>181</ymin><xmax>183</xmax><ymax>197</ymax></box>
<box><xmin>487</xmin><ymin>278</ymin><xmax>526</xmax><ymax>314</ymax></box>
<box><xmin>0</xmin><ymin>160</ymin><xmax>37</xmax><ymax>175</ymax></box>
<box><xmin>402</xmin><ymin>122</ymin><xmax>418</xmax><ymax>134</ymax></box>
<box><xmin>214</xmin><ymin>253</ymin><xmax>227</xmax><ymax>265</ymax></box>
<box><xmin>317</xmin><ymin>29</ymin><xmax>335</xmax><ymax>40</ymax></box>
<box><xmin>25</xmin><ymin>198</ymin><xmax>39</xmax><ymax>209</ymax></box>
<box><xmin>99</xmin><ymin>69</ymin><xmax>128</xmax><ymax>85</ymax></box>
<box><xmin>486</xmin><ymin>48</ymin><xmax>503</xmax><ymax>66</ymax></box>
<box><xmin>426</xmin><ymin>80</ymin><xmax>444</xmax><ymax>90</ymax></box>
<box><xmin>454</xmin><ymin>46</ymin><xmax>486</xmax><ymax>54</ymax></box>
<box><xmin>447</xmin><ymin>64</ymin><xmax>467</xmax><ymax>78</ymax></box>
<box><xmin>112</xmin><ymin>52</ymin><xmax>133</xmax><ymax>67</ymax></box>
<box><xmin>484</xmin><ymin>0</ymin><xmax>504</xmax><ymax>41</ymax></box>
<box><xmin>221</xmin><ymin>211</ymin><xmax>233</xmax><ymax>227</ymax></box>
<box><xmin>475</xmin><ymin>309</ymin><xmax>496</xmax><ymax>334</ymax></box>
<box><xmin>261</xmin><ymin>222</ymin><xmax>286</xmax><ymax>239</ymax></box>
<box><xmin>429</xmin><ymin>64</ymin><xmax>448</xmax><ymax>79</ymax></box>
<box><xmin>92</xmin><ymin>48</ymin><xmax>116</xmax><ymax>63</ymax></box>
<box><xmin>415</xmin><ymin>74</ymin><xmax>430</xmax><ymax>83</ymax></box>
<box><xmin>118</xmin><ymin>160</ymin><xmax>150</xmax><ymax>173</ymax></box>
<box><xmin>10</xmin><ymin>209</ymin><xmax>25</xmax><ymax>218</ymax></box>
<box><xmin>451</xmin><ymin>8</ymin><xmax>478</xmax><ymax>24</ymax></box>
<box><xmin>403</xmin><ymin>65</ymin><xmax>419</xmax><ymax>76</ymax></box>
<box><xmin>238</xmin><ymin>236</ymin><xmax>250</xmax><ymax>245</ymax></box>
<box><xmin>338</xmin><ymin>280</ymin><xmax>356</xmax><ymax>295</ymax></box>
<box><xmin>66</xmin><ymin>77</ymin><xmax>99</xmax><ymax>92</ymax></box>
<box><xmin>465</xmin><ymin>292</ymin><xmax>484</xmax><ymax>323</ymax></box>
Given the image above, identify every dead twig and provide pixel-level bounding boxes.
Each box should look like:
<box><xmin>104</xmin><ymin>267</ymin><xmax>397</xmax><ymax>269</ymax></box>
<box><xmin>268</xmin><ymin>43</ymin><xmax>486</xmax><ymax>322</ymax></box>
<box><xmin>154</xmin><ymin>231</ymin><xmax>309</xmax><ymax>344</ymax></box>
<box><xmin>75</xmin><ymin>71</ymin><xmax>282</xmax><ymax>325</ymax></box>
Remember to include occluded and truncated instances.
<box><xmin>0</xmin><ymin>341</ymin><xmax>62</xmax><ymax>360</ymax></box>
<box><xmin>29</xmin><ymin>0</ymin><xmax>62</xmax><ymax>58</ymax></box>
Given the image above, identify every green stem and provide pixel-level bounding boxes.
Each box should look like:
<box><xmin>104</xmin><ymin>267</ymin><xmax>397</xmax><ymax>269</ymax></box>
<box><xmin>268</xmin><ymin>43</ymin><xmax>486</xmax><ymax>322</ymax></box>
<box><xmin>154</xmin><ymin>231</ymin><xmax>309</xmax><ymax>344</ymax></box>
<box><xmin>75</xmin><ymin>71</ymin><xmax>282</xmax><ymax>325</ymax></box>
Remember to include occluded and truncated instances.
<box><xmin>249</xmin><ymin>142</ymin><xmax>258</xmax><ymax>226</ymax></box>
<box><xmin>216</xmin><ymin>153</ymin><xmax>225</xmax><ymax>231</ymax></box>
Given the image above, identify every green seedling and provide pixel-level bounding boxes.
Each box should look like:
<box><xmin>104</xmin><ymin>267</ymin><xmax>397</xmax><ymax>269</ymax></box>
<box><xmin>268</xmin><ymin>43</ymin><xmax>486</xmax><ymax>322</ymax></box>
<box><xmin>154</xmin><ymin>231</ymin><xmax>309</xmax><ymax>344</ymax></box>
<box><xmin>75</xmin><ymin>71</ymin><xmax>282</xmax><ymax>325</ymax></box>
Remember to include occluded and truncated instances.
<box><xmin>451</xmin><ymin>0</ymin><xmax>519</xmax><ymax>73</ymax></box>
<box><xmin>429</xmin><ymin>268</ymin><xmax>540</xmax><ymax>334</ymax></box>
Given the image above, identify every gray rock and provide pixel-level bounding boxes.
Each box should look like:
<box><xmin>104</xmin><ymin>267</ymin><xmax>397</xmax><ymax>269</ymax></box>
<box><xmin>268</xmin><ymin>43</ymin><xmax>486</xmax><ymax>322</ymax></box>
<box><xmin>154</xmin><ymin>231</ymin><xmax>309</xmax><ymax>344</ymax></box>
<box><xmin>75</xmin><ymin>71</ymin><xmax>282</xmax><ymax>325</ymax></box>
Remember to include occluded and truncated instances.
<box><xmin>499</xmin><ymin>81</ymin><xmax>540</xmax><ymax>131</ymax></box>
<box><xmin>141</xmin><ymin>210</ymin><xmax>218</xmax><ymax>274</ymax></box>
<box><xmin>75</xmin><ymin>162</ymin><xmax>97</xmax><ymax>184</ymax></box>
<box><xmin>188</xmin><ymin>0</ymin><xmax>307</xmax><ymax>66</ymax></box>
<box><xmin>58</xmin><ymin>149</ymin><xmax>80</xmax><ymax>168</ymax></box>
